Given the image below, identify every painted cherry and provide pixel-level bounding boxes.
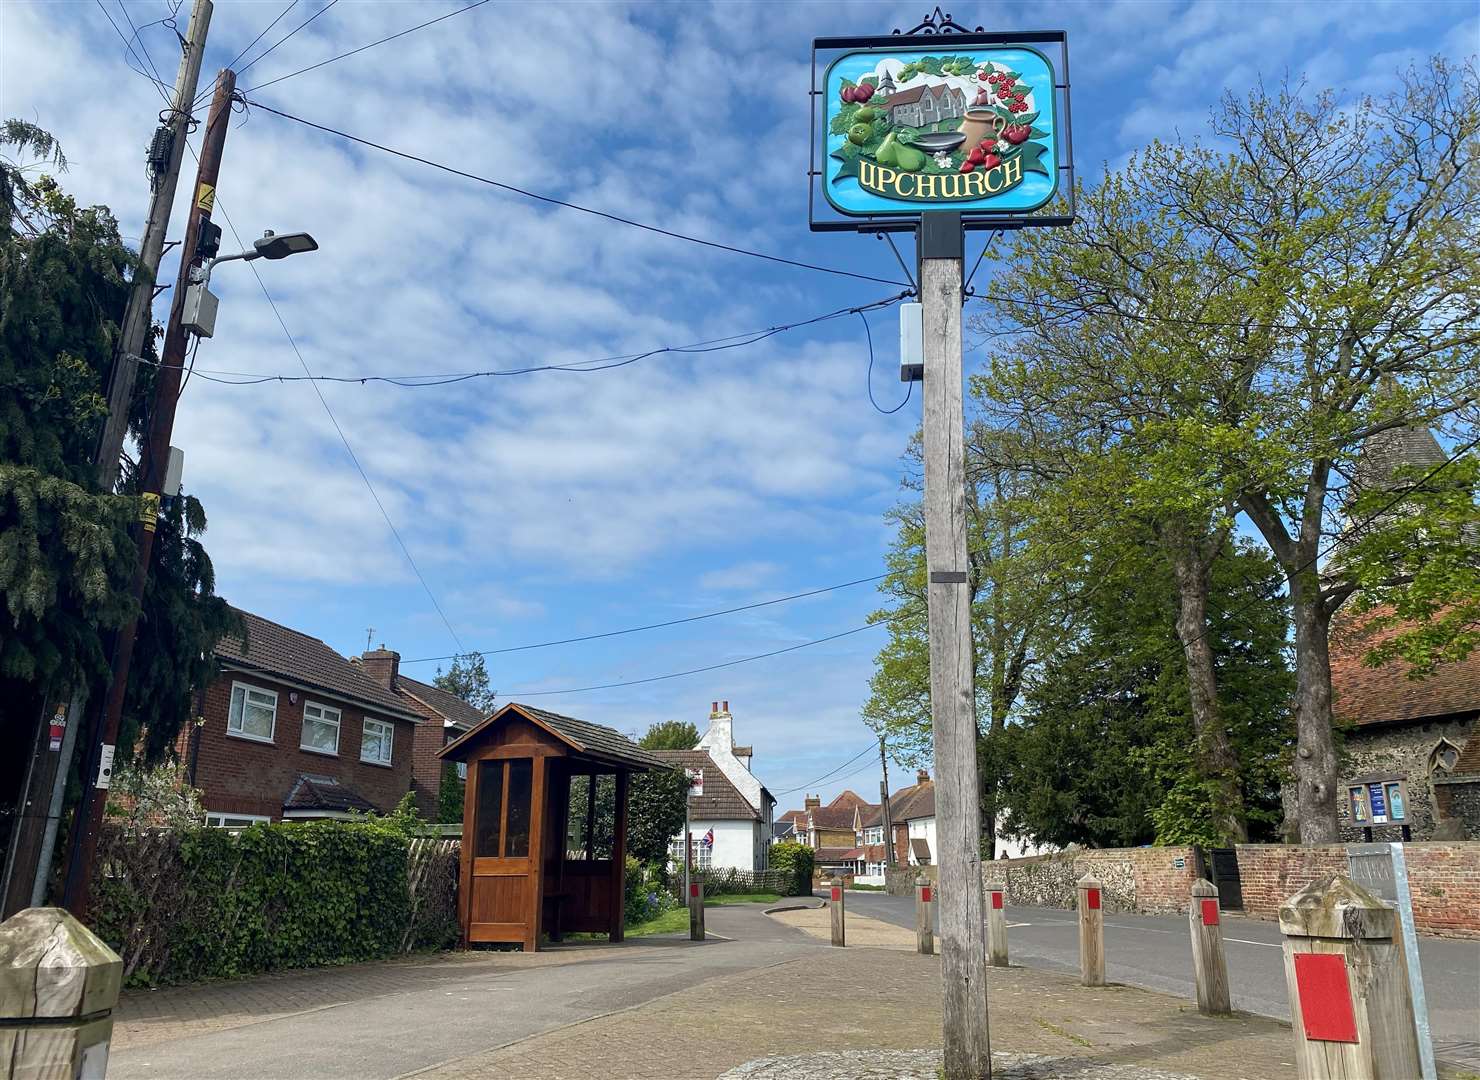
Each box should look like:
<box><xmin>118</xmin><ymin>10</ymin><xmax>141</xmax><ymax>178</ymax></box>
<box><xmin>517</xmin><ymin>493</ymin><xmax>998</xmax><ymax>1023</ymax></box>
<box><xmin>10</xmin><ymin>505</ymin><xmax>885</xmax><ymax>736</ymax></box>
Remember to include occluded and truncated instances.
<box><xmin>1003</xmin><ymin>124</ymin><xmax>1031</xmax><ymax>144</ymax></box>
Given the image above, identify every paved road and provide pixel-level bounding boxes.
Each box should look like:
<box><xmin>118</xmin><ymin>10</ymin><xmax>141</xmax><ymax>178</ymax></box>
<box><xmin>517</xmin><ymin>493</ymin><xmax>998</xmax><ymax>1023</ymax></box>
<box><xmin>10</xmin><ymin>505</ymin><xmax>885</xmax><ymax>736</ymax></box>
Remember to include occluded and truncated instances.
<box><xmin>112</xmin><ymin>905</ymin><xmax>820</xmax><ymax>1080</ymax></box>
<box><xmin>834</xmin><ymin>889</ymin><xmax>1480</xmax><ymax>1069</ymax></box>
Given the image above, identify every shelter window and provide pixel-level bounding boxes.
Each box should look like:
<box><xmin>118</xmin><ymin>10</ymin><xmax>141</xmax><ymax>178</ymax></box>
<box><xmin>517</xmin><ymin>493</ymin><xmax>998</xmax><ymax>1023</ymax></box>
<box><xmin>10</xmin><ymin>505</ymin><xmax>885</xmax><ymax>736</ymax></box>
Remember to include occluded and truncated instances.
<box><xmin>474</xmin><ymin>757</ymin><xmax>534</xmax><ymax>859</ymax></box>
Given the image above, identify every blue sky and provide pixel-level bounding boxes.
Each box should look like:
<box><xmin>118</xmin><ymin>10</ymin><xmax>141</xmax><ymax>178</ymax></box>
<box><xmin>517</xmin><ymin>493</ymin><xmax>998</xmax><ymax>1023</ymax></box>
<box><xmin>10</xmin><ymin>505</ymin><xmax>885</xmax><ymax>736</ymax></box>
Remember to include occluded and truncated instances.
<box><xmin>4</xmin><ymin>0</ymin><xmax>1475</xmax><ymax>811</ymax></box>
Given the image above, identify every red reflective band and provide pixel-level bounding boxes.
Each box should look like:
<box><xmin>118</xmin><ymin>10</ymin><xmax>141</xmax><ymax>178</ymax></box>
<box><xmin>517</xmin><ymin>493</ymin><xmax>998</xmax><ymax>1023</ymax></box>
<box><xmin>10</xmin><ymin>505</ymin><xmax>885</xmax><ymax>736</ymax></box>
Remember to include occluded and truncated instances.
<box><xmin>831</xmin><ymin>887</ymin><xmax>841</xmax><ymax>902</ymax></box>
<box><xmin>1293</xmin><ymin>953</ymin><xmax>1359</xmax><ymax>1043</ymax></box>
<box><xmin>1201</xmin><ymin>898</ymin><xmax>1220</xmax><ymax>926</ymax></box>
<box><xmin>921</xmin><ymin>886</ymin><xmax>932</xmax><ymax>904</ymax></box>
<box><xmin>991</xmin><ymin>891</ymin><xmax>1004</xmax><ymax>910</ymax></box>
<box><xmin>690</xmin><ymin>883</ymin><xmax>699</xmax><ymax>898</ymax></box>
<box><xmin>1086</xmin><ymin>888</ymin><xmax>1101</xmax><ymax>910</ymax></box>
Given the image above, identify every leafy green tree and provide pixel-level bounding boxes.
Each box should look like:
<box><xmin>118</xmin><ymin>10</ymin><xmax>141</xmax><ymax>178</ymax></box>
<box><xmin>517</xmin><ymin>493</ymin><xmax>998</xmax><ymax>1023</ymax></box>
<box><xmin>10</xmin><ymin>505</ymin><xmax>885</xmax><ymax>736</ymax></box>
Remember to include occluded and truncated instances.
<box><xmin>436</xmin><ymin>765</ymin><xmax>464</xmax><ymax>825</ymax></box>
<box><xmin>1</xmin><ymin>119</ymin><xmax>236</xmax><ymax>843</ymax></box>
<box><xmin>862</xmin><ymin>427</ymin><xmax>1066</xmax><ymax>848</ymax></box>
<box><xmin>1000</xmin><ymin>537</ymin><xmax>1293</xmax><ymax>849</ymax></box>
<box><xmin>432</xmin><ymin>652</ymin><xmax>495</xmax><ymax>715</ymax></box>
<box><xmin>626</xmin><ymin>767</ymin><xmax>688</xmax><ymax>867</ymax></box>
<box><xmin>638</xmin><ymin>720</ymin><xmax>699</xmax><ymax>750</ymax></box>
<box><xmin>977</xmin><ymin>62</ymin><xmax>1480</xmax><ymax>841</ymax></box>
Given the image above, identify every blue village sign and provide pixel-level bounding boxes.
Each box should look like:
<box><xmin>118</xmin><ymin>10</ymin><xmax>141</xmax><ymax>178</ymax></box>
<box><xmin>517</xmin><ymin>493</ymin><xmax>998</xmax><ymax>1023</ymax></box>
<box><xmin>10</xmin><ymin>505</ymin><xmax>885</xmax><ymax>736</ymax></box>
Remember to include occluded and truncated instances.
<box><xmin>822</xmin><ymin>46</ymin><xmax>1059</xmax><ymax>217</ymax></box>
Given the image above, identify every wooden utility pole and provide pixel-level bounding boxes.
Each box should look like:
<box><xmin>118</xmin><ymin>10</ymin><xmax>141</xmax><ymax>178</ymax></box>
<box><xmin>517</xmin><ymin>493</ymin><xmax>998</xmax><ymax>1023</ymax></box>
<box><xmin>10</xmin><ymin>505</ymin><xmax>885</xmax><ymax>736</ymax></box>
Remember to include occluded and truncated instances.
<box><xmin>878</xmin><ymin>737</ymin><xmax>896</xmax><ymax>868</ymax></box>
<box><xmin>62</xmin><ymin>69</ymin><xmax>237</xmax><ymax>917</ymax></box>
<box><xmin>919</xmin><ymin>210</ymin><xmax>992</xmax><ymax>1077</ymax></box>
<box><xmin>0</xmin><ymin>0</ymin><xmax>213</xmax><ymax>919</ymax></box>
<box><xmin>96</xmin><ymin>0</ymin><xmax>214</xmax><ymax>491</ymax></box>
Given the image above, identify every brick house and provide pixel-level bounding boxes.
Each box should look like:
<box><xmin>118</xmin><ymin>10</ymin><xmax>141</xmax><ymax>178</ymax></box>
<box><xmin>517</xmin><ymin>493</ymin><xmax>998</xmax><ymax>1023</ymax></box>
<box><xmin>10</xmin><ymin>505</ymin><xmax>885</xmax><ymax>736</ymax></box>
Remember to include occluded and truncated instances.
<box><xmin>179</xmin><ymin>611</ymin><xmax>424</xmax><ymax>825</ymax></box>
<box><xmin>356</xmin><ymin>647</ymin><xmax>484</xmax><ymax>820</ymax></box>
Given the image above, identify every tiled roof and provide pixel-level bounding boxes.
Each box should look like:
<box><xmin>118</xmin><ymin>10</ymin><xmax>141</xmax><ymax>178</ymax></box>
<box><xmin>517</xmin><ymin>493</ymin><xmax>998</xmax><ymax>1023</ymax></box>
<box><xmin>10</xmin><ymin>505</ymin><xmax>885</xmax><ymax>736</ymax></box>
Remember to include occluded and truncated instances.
<box><xmin>649</xmin><ymin>749</ymin><xmax>761</xmax><ymax>820</ymax></box>
<box><xmin>283</xmin><ymin>774</ymin><xmax>379</xmax><ymax>815</ymax></box>
<box><xmin>396</xmin><ymin>674</ymin><xmax>486</xmax><ymax>731</ymax></box>
<box><xmin>1352</xmin><ymin>425</ymin><xmax>1447</xmax><ymax>493</ymax></box>
<box><xmin>1451</xmin><ymin>730</ymin><xmax>1480</xmax><ymax>776</ymax></box>
<box><xmin>777</xmin><ymin>809</ymin><xmax>808</xmax><ymax>827</ymax></box>
<box><xmin>440</xmin><ymin>703</ymin><xmax>668</xmax><ymax>771</ymax></box>
<box><xmin>862</xmin><ymin>779</ymin><xmax>935</xmax><ymax>826</ymax></box>
<box><xmin>807</xmin><ymin>804</ymin><xmax>857</xmax><ymax>830</ymax></box>
<box><xmin>1331</xmin><ymin>609</ymin><xmax>1480</xmax><ymax>727</ymax></box>
<box><xmin>216</xmin><ymin>610</ymin><xmax>422</xmax><ymax>723</ymax></box>
<box><xmin>773</xmin><ymin>820</ymin><xmax>796</xmax><ymax>838</ymax></box>
<box><xmin>815</xmin><ymin>846</ymin><xmax>856</xmax><ymax>864</ymax></box>
<box><xmin>827</xmin><ymin>790</ymin><xmax>873</xmax><ymax>813</ymax></box>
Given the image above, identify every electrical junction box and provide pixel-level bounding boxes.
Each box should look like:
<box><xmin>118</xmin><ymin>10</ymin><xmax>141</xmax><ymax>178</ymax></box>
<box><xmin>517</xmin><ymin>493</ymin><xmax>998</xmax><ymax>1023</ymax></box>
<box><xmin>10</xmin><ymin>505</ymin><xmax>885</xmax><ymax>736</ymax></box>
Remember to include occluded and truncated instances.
<box><xmin>899</xmin><ymin>301</ymin><xmax>923</xmax><ymax>382</ymax></box>
<box><xmin>182</xmin><ymin>283</ymin><xmax>218</xmax><ymax>338</ymax></box>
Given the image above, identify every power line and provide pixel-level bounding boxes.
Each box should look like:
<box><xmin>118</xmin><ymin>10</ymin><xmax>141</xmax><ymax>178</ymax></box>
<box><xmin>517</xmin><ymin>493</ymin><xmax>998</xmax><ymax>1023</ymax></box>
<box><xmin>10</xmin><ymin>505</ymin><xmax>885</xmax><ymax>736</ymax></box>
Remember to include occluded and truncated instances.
<box><xmin>506</xmin><ymin>622</ymin><xmax>887</xmax><ymax>698</ymax></box>
<box><xmin>126</xmin><ymin>292</ymin><xmax>911</xmax><ymax>387</ymax></box>
<box><xmin>241</xmin><ymin>0</ymin><xmax>492</xmax><ymax>96</ymax></box>
<box><xmin>114</xmin><ymin>0</ymin><xmax>166</xmax><ymax>83</ymax></box>
<box><xmin>203</xmin><ymin>181</ymin><xmax>467</xmax><ymax>654</ymax></box>
<box><xmin>772</xmin><ymin>743</ymin><xmax>878</xmax><ymax>798</ymax></box>
<box><xmin>95</xmin><ymin>0</ymin><xmax>170</xmax><ymax>91</ymax></box>
<box><xmin>400</xmin><ymin>573</ymin><xmax>891</xmax><ymax>665</ymax></box>
<box><xmin>200</xmin><ymin>0</ymin><xmax>339</xmax><ymax>106</ymax></box>
<box><xmin>863</xmin><ymin>308</ymin><xmax>912</xmax><ymax>414</ymax></box>
<box><xmin>220</xmin><ymin>0</ymin><xmax>299</xmax><ymax>75</ymax></box>
<box><xmin>241</xmin><ymin>99</ymin><xmax>912</xmax><ymax>288</ymax></box>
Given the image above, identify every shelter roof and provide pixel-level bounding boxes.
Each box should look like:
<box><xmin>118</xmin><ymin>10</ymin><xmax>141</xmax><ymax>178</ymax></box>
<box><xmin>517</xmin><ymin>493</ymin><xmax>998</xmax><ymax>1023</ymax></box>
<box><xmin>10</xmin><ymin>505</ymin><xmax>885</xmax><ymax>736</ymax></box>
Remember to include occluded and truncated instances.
<box><xmin>439</xmin><ymin>702</ymin><xmax>669</xmax><ymax>771</ymax></box>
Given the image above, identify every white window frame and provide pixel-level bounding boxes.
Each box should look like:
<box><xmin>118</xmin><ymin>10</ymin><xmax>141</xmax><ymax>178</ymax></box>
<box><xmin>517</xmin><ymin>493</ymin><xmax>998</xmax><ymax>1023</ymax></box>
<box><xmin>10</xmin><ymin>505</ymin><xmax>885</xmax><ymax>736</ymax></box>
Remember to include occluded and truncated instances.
<box><xmin>227</xmin><ymin>682</ymin><xmax>278</xmax><ymax>744</ymax></box>
<box><xmin>361</xmin><ymin>716</ymin><xmax>394</xmax><ymax>766</ymax></box>
<box><xmin>300</xmin><ymin>700</ymin><xmax>342</xmax><ymax>755</ymax></box>
<box><xmin>206</xmin><ymin>812</ymin><xmax>271</xmax><ymax>829</ymax></box>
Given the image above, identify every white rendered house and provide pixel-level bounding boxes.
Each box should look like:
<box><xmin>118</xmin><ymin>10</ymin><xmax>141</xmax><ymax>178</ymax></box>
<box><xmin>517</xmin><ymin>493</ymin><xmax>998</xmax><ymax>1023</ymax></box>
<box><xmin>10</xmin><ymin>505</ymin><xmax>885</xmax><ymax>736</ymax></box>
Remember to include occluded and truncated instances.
<box><xmin>652</xmin><ymin>701</ymin><xmax>776</xmax><ymax>873</ymax></box>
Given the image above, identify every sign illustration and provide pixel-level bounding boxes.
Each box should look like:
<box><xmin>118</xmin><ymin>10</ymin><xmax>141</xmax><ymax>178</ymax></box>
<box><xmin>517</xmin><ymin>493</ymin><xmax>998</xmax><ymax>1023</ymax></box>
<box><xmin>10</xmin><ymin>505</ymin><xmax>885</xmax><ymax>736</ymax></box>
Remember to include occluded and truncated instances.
<box><xmin>823</xmin><ymin>47</ymin><xmax>1058</xmax><ymax>216</ymax></box>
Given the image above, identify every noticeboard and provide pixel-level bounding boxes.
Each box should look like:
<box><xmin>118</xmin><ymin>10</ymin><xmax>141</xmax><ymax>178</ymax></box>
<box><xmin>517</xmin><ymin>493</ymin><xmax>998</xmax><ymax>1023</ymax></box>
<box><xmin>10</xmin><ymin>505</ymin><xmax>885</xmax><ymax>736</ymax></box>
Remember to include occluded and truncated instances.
<box><xmin>810</xmin><ymin>26</ymin><xmax>1072</xmax><ymax>232</ymax></box>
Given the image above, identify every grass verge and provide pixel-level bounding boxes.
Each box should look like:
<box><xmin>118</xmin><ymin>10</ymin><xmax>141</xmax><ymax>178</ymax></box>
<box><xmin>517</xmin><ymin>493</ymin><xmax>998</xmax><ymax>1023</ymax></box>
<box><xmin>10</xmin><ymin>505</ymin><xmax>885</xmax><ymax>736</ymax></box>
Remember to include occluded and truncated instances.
<box><xmin>705</xmin><ymin>892</ymin><xmax>783</xmax><ymax>906</ymax></box>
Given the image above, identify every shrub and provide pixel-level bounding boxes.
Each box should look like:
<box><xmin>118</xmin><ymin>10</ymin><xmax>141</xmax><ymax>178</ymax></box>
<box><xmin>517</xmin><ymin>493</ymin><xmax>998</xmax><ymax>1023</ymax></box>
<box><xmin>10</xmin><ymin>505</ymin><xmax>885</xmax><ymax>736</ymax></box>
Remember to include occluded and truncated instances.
<box><xmin>624</xmin><ymin>857</ymin><xmax>679</xmax><ymax>926</ymax></box>
<box><xmin>768</xmin><ymin>841</ymin><xmax>815</xmax><ymax>896</ymax></box>
<box><xmin>92</xmin><ymin>820</ymin><xmax>458</xmax><ymax>987</ymax></box>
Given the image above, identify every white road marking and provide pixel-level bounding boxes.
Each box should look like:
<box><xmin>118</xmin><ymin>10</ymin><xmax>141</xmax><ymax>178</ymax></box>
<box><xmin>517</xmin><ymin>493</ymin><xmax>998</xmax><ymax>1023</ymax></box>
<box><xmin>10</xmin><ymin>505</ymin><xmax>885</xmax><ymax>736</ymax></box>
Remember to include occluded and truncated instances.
<box><xmin>1224</xmin><ymin>937</ymin><xmax>1282</xmax><ymax>948</ymax></box>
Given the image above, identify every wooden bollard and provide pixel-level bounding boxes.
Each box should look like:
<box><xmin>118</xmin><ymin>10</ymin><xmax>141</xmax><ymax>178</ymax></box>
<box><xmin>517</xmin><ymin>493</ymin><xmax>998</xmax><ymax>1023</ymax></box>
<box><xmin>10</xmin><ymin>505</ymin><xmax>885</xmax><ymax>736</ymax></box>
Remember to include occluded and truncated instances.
<box><xmin>1280</xmin><ymin>874</ymin><xmax>1421</xmax><ymax>1079</ymax></box>
<box><xmin>1077</xmin><ymin>872</ymin><xmax>1105</xmax><ymax>987</ymax></box>
<box><xmin>1189</xmin><ymin>877</ymin><xmax>1231</xmax><ymax>1016</ymax></box>
<box><xmin>986</xmin><ymin>882</ymin><xmax>1009</xmax><ymax>967</ymax></box>
<box><xmin>688</xmin><ymin>879</ymin><xmax>705</xmax><ymax>941</ymax></box>
<box><xmin>829</xmin><ymin>876</ymin><xmax>845</xmax><ymax>947</ymax></box>
<box><xmin>0</xmin><ymin>907</ymin><xmax>122</xmax><ymax>1079</ymax></box>
<box><xmin>915</xmin><ymin>875</ymin><xmax>934</xmax><ymax>955</ymax></box>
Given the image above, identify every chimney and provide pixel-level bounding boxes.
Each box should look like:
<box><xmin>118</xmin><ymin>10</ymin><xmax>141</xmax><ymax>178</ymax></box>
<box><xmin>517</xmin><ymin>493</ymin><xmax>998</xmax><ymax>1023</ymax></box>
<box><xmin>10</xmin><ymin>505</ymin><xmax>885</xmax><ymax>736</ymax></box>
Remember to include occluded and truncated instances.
<box><xmin>804</xmin><ymin>794</ymin><xmax>821</xmax><ymax>811</ymax></box>
<box><xmin>361</xmin><ymin>645</ymin><xmax>400</xmax><ymax>690</ymax></box>
<box><xmin>917</xmin><ymin>768</ymin><xmax>930</xmax><ymax>785</ymax></box>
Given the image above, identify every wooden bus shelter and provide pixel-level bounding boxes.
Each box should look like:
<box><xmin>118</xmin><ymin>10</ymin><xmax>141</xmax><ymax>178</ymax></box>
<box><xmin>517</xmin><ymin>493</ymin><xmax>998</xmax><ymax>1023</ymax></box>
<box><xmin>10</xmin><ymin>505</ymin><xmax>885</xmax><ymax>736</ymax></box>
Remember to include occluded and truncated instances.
<box><xmin>439</xmin><ymin>702</ymin><xmax>669</xmax><ymax>951</ymax></box>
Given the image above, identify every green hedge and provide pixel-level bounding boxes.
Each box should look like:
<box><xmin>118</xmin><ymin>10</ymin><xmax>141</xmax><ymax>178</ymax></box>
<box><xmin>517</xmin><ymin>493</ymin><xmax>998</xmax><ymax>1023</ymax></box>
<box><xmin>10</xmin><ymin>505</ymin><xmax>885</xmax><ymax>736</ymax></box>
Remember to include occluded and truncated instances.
<box><xmin>766</xmin><ymin>841</ymin><xmax>815</xmax><ymax>896</ymax></box>
<box><xmin>92</xmin><ymin>821</ymin><xmax>458</xmax><ymax>987</ymax></box>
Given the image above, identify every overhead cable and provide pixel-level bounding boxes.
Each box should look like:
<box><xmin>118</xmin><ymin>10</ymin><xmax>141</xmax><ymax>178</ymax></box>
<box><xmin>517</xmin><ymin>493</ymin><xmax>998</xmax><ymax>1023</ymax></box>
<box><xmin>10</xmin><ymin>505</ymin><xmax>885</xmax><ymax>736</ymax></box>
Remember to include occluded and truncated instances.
<box><xmin>241</xmin><ymin>98</ymin><xmax>913</xmax><ymax>288</ymax></box>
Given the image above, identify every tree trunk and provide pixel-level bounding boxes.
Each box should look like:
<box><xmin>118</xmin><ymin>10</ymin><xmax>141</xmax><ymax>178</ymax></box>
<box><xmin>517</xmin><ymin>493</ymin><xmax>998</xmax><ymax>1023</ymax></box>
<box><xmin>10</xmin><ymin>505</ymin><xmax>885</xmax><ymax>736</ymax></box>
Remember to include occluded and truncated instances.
<box><xmin>1158</xmin><ymin>519</ymin><xmax>1248</xmax><ymax>845</ymax></box>
<box><xmin>1288</xmin><ymin>569</ymin><xmax>1341</xmax><ymax>843</ymax></box>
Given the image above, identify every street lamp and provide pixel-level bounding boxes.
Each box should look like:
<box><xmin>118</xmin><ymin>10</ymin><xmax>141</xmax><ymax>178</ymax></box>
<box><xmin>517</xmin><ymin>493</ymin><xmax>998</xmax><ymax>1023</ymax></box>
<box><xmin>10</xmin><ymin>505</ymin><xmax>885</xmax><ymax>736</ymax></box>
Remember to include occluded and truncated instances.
<box><xmin>182</xmin><ymin>228</ymin><xmax>318</xmax><ymax>338</ymax></box>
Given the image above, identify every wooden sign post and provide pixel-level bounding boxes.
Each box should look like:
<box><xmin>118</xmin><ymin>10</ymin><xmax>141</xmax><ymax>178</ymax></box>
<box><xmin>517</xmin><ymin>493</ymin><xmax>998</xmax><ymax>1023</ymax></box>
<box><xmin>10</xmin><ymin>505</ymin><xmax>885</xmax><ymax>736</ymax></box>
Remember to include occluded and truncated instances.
<box><xmin>1188</xmin><ymin>878</ymin><xmax>1231</xmax><ymax>1016</ymax></box>
<box><xmin>1077</xmin><ymin>873</ymin><xmax>1105</xmax><ymax>987</ymax></box>
<box><xmin>688</xmin><ymin>879</ymin><xmax>705</xmax><ymax>941</ymax></box>
<box><xmin>1279</xmin><ymin>874</ymin><xmax>1421</xmax><ymax>1079</ymax></box>
<box><xmin>0</xmin><ymin>907</ymin><xmax>122</xmax><ymax>1080</ymax></box>
<box><xmin>986</xmin><ymin>884</ymin><xmax>1009</xmax><ymax>967</ymax></box>
<box><xmin>829</xmin><ymin>877</ymin><xmax>846</xmax><ymax>947</ymax></box>
<box><xmin>915</xmin><ymin>875</ymin><xmax>935</xmax><ymax>955</ymax></box>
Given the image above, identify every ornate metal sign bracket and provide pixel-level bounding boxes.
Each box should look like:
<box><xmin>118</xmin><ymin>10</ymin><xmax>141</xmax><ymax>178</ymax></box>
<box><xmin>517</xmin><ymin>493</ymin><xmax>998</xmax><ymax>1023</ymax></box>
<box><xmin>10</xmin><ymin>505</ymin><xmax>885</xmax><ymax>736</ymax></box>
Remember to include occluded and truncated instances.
<box><xmin>894</xmin><ymin>7</ymin><xmax>985</xmax><ymax>36</ymax></box>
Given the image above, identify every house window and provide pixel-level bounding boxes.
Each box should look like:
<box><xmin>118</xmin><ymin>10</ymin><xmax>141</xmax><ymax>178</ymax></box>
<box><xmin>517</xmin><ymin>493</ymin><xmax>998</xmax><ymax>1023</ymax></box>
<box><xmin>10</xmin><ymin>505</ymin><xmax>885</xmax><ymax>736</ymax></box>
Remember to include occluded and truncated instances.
<box><xmin>361</xmin><ymin>717</ymin><xmax>394</xmax><ymax>766</ymax></box>
<box><xmin>228</xmin><ymin>683</ymin><xmax>277</xmax><ymax>743</ymax></box>
<box><xmin>668</xmin><ymin>837</ymin><xmax>712</xmax><ymax>871</ymax></box>
<box><xmin>300</xmin><ymin>701</ymin><xmax>341</xmax><ymax>754</ymax></box>
<box><xmin>206</xmin><ymin>812</ymin><xmax>271</xmax><ymax>829</ymax></box>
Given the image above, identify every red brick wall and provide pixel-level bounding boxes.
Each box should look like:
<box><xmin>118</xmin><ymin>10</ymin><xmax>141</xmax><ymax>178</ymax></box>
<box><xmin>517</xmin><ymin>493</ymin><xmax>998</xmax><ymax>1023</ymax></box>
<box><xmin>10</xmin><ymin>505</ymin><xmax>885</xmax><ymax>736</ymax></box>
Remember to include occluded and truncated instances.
<box><xmin>409</xmin><ymin>721</ymin><xmax>455</xmax><ymax>820</ymax></box>
<box><xmin>187</xmin><ymin>673</ymin><xmax>417</xmax><ymax>820</ymax></box>
<box><xmin>1235</xmin><ymin>842</ymin><xmax>1480</xmax><ymax>938</ymax></box>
